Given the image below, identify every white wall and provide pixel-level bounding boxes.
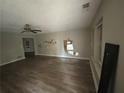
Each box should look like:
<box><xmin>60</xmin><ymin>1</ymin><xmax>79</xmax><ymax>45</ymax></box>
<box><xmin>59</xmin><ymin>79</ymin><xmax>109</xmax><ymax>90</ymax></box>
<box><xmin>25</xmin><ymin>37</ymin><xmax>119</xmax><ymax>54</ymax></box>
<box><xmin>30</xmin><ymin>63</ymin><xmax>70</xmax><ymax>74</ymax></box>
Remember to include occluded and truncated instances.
<box><xmin>91</xmin><ymin>0</ymin><xmax>124</xmax><ymax>92</ymax></box>
<box><xmin>0</xmin><ymin>31</ymin><xmax>1</xmax><ymax>64</ymax></box>
<box><xmin>0</xmin><ymin>31</ymin><xmax>37</xmax><ymax>65</ymax></box>
<box><xmin>1</xmin><ymin>29</ymin><xmax>91</xmax><ymax>65</ymax></box>
<box><xmin>0</xmin><ymin>0</ymin><xmax>2</xmax><ymax>64</ymax></box>
<box><xmin>1</xmin><ymin>31</ymin><xmax>25</xmax><ymax>64</ymax></box>
<box><xmin>36</xmin><ymin>30</ymin><xmax>91</xmax><ymax>59</ymax></box>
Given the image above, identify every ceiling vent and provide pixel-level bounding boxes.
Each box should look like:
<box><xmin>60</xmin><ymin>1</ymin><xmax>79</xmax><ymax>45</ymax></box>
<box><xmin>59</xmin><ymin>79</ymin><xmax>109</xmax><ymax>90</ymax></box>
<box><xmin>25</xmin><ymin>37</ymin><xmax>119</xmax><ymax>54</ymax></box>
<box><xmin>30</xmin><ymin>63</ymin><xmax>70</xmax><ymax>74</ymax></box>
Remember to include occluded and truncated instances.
<box><xmin>83</xmin><ymin>2</ymin><xmax>90</xmax><ymax>8</ymax></box>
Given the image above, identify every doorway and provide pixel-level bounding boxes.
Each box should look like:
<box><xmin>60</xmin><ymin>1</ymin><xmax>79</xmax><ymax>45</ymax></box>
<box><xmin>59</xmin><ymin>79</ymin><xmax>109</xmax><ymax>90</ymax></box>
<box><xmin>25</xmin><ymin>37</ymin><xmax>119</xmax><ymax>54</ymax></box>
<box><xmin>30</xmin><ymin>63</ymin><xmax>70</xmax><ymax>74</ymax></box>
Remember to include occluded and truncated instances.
<box><xmin>23</xmin><ymin>38</ymin><xmax>35</xmax><ymax>58</ymax></box>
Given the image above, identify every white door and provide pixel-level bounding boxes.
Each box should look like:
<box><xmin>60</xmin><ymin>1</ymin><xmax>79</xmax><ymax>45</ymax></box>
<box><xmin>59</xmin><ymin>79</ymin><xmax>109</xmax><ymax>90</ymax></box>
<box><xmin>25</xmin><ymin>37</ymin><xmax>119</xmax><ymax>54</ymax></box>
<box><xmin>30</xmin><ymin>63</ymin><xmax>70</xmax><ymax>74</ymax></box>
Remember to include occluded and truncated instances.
<box><xmin>23</xmin><ymin>38</ymin><xmax>35</xmax><ymax>57</ymax></box>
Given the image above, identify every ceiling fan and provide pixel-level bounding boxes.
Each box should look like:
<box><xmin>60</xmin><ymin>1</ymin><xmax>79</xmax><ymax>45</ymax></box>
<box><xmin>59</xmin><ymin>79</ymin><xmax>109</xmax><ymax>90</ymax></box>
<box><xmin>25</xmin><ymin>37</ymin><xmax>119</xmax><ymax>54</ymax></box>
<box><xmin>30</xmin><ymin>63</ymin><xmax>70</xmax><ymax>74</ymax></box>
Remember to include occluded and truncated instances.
<box><xmin>21</xmin><ymin>24</ymin><xmax>42</xmax><ymax>33</ymax></box>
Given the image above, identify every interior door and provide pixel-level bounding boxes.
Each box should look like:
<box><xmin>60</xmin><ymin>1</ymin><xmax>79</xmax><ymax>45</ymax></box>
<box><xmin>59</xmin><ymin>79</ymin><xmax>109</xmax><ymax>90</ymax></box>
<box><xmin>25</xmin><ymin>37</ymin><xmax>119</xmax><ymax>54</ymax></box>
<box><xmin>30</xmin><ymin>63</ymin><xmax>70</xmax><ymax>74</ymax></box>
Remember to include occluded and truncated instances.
<box><xmin>98</xmin><ymin>43</ymin><xmax>119</xmax><ymax>93</ymax></box>
<box><xmin>23</xmin><ymin>38</ymin><xmax>35</xmax><ymax>58</ymax></box>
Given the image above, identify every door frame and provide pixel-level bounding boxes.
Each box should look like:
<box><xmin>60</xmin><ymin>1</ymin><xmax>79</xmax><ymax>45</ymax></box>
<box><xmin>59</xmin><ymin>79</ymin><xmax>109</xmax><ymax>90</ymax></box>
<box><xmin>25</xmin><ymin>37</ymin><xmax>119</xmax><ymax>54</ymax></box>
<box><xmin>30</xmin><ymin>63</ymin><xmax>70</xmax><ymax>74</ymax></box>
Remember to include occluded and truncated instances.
<box><xmin>22</xmin><ymin>38</ymin><xmax>35</xmax><ymax>58</ymax></box>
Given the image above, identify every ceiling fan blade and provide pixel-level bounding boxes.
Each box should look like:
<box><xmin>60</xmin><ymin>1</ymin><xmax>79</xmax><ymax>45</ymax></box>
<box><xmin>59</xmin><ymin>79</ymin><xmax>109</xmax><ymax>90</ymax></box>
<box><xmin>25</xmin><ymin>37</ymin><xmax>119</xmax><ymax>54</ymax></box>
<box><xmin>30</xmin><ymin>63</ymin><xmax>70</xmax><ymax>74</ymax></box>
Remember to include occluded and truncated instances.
<box><xmin>31</xmin><ymin>30</ymin><xmax>37</xmax><ymax>33</ymax></box>
<box><xmin>21</xmin><ymin>24</ymin><xmax>42</xmax><ymax>34</ymax></box>
<box><xmin>31</xmin><ymin>30</ymin><xmax>42</xmax><ymax>32</ymax></box>
<box><xmin>21</xmin><ymin>31</ymin><xmax>26</xmax><ymax>33</ymax></box>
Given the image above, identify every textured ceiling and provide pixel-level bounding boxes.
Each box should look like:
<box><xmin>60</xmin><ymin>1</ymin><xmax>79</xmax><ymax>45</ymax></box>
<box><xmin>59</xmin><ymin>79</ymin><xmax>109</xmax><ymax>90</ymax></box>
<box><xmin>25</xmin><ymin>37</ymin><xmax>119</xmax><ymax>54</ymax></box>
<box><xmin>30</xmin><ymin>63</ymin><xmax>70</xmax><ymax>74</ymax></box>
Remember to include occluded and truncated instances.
<box><xmin>1</xmin><ymin>0</ymin><xmax>101</xmax><ymax>33</ymax></box>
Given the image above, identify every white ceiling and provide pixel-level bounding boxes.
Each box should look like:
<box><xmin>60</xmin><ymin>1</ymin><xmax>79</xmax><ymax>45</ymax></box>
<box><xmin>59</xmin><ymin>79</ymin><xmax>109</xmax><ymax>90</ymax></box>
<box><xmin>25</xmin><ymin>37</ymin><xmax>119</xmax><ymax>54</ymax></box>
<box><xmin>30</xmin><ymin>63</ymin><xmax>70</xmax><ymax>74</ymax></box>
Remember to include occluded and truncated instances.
<box><xmin>1</xmin><ymin>0</ymin><xmax>101</xmax><ymax>33</ymax></box>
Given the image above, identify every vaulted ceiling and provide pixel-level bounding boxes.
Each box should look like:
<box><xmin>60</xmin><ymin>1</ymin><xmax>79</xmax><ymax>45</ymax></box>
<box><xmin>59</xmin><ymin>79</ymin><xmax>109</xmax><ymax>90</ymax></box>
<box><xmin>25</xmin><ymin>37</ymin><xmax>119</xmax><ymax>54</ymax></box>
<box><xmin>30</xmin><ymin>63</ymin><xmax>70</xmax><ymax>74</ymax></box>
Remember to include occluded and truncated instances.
<box><xmin>1</xmin><ymin>0</ymin><xmax>101</xmax><ymax>33</ymax></box>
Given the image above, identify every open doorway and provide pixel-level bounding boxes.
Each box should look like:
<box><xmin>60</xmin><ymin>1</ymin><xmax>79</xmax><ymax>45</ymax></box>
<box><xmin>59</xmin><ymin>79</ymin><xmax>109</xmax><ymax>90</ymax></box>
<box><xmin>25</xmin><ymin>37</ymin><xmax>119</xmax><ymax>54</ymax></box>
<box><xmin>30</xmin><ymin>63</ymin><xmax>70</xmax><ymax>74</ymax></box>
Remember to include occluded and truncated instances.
<box><xmin>23</xmin><ymin>38</ymin><xmax>35</xmax><ymax>58</ymax></box>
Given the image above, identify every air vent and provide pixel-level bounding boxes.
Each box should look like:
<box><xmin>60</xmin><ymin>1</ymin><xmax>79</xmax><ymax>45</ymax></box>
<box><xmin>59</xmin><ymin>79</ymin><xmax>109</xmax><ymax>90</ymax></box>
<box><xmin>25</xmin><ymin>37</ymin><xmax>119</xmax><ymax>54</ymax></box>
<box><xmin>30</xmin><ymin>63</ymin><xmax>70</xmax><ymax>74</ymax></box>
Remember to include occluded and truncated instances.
<box><xmin>83</xmin><ymin>2</ymin><xmax>90</xmax><ymax>8</ymax></box>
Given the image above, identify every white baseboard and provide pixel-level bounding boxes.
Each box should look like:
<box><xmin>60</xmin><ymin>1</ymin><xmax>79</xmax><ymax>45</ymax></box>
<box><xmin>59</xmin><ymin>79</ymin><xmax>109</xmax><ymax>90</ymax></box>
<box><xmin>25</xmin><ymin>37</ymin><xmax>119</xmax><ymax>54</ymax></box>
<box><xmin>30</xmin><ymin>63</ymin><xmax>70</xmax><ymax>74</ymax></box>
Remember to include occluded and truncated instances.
<box><xmin>90</xmin><ymin>56</ymin><xmax>102</xmax><ymax>92</ymax></box>
<box><xmin>36</xmin><ymin>54</ymin><xmax>90</xmax><ymax>60</ymax></box>
<box><xmin>90</xmin><ymin>59</ymin><xmax>98</xmax><ymax>92</ymax></box>
<box><xmin>0</xmin><ymin>57</ymin><xmax>25</xmax><ymax>66</ymax></box>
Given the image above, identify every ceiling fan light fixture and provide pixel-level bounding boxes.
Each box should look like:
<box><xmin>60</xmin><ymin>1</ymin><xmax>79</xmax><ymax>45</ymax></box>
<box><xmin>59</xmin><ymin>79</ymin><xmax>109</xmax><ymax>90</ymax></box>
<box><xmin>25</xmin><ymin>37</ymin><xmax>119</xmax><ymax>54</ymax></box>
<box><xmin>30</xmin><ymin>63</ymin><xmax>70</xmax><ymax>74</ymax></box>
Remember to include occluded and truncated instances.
<box><xmin>21</xmin><ymin>24</ymin><xmax>42</xmax><ymax>34</ymax></box>
<box><xmin>83</xmin><ymin>2</ymin><xmax>90</xmax><ymax>9</ymax></box>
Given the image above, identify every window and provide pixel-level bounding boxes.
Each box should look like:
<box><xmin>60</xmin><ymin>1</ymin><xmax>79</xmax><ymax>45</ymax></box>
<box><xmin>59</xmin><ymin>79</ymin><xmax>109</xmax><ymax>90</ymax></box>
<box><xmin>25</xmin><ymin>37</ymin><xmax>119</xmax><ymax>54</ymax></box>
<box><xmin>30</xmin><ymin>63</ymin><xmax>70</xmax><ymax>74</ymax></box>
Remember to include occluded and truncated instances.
<box><xmin>67</xmin><ymin>43</ymin><xmax>74</xmax><ymax>51</ymax></box>
<box><xmin>64</xmin><ymin>40</ymin><xmax>79</xmax><ymax>56</ymax></box>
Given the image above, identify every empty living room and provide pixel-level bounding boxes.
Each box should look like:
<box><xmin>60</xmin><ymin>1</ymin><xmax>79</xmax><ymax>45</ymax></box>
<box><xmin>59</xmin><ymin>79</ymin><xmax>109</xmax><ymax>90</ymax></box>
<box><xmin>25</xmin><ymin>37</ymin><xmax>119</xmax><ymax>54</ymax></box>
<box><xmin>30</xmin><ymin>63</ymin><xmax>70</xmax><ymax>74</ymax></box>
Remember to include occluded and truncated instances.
<box><xmin>0</xmin><ymin>0</ymin><xmax>124</xmax><ymax>93</ymax></box>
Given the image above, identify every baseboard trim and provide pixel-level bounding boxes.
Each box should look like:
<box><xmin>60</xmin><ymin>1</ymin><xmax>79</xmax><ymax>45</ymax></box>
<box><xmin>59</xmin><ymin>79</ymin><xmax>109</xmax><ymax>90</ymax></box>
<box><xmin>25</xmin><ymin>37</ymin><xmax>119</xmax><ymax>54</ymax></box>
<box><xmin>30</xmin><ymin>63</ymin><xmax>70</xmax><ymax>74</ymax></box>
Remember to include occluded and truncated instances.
<box><xmin>0</xmin><ymin>57</ymin><xmax>25</xmax><ymax>66</ymax></box>
<box><xmin>90</xmin><ymin>59</ymin><xmax>98</xmax><ymax>92</ymax></box>
<box><xmin>90</xmin><ymin>56</ymin><xmax>102</xmax><ymax>92</ymax></box>
<box><xmin>36</xmin><ymin>54</ymin><xmax>90</xmax><ymax>60</ymax></box>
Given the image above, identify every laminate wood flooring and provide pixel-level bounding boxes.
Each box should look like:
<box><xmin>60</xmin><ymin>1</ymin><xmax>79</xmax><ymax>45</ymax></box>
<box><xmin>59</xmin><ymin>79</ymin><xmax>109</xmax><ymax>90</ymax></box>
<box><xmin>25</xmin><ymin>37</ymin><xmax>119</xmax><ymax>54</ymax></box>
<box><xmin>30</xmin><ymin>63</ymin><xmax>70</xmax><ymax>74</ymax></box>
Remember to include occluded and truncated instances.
<box><xmin>0</xmin><ymin>56</ymin><xmax>96</xmax><ymax>93</ymax></box>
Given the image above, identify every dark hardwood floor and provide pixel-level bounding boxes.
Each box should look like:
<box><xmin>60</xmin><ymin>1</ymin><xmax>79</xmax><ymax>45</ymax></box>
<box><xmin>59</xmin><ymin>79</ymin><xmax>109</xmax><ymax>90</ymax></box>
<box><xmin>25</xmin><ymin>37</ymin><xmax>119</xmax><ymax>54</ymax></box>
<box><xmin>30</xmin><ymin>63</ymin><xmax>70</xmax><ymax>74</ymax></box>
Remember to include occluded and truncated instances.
<box><xmin>0</xmin><ymin>56</ymin><xmax>95</xmax><ymax>93</ymax></box>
